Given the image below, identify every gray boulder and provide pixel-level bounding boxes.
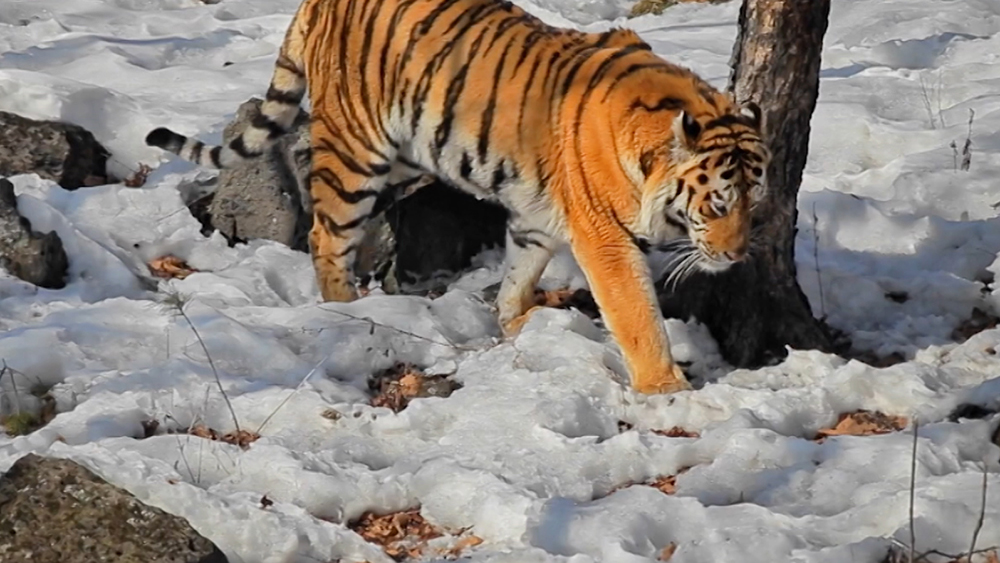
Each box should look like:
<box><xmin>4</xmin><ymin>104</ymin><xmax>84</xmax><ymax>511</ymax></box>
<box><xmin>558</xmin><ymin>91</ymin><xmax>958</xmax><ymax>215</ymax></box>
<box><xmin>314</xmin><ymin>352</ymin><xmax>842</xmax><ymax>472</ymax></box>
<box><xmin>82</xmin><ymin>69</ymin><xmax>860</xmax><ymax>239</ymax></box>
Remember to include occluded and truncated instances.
<box><xmin>0</xmin><ymin>111</ymin><xmax>110</xmax><ymax>190</ymax></box>
<box><xmin>208</xmin><ymin>98</ymin><xmax>311</xmax><ymax>252</ymax></box>
<box><xmin>0</xmin><ymin>453</ymin><xmax>227</xmax><ymax>563</ymax></box>
<box><xmin>0</xmin><ymin>178</ymin><xmax>68</xmax><ymax>288</ymax></box>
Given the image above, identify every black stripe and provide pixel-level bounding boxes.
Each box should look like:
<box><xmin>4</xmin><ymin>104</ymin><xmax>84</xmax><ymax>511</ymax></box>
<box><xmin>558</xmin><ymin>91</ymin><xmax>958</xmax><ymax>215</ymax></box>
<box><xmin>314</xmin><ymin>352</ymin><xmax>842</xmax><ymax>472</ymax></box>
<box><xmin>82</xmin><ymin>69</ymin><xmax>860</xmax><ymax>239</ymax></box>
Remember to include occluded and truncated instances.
<box><xmin>251</xmin><ymin>113</ymin><xmax>287</xmax><ymax>140</ymax></box>
<box><xmin>460</xmin><ymin>152</ymin><xmax>473</xmax><ymax>180</ymax></box>
<box><xmin>316</xmin><ymin>210</ymin><xmax>369</xmax><ymax>235</ymax></box>
<box><xmin>312</xmin><ymin>167</ymin><xmax>380</xmax><ymax>203</ymax></box>
<box><xmin>630</xmin><ymin>96</ymin><xmax>684</xmax><ymax>113</ymax></box>
<box><xmin>490</xmin><ymin>163</ymin><xmax>507</xmax><ymax>193</ymax></box>
<box><xmin>314</xmin><ymin>138</ymin><xmax>377</xmax><ymax>178</ymax></box>
<box><xmin>609</xmin><ymin>210</ymin><xmax>647</xmax><ymax>252</ymax></box>
<box><xmin>433</xmin><ymin>23</ymin><xmax>492</xmax><ymax>161</ymax></box>
<box><xmin>599</xmin><ymin>63</ymin><xmax>685</xmax><ymax>103</ymax></box>
<box><xmin>410</xmin><ymin>2</ymin><xmax>503</xmax><ymax>136</ymax></box>
<box><xmin>191</xmin><ymin>140</ymin><xmax>205</xmax><ymax>160</ymax></box>
<box><xmin>265</xmin><ymin>85</ymin><xmax>303</xmax><ymax>106</ymax></box>
<box><xmin>479</xmin><ymin>31</ymin><xmax>518</xmax><ymax>163</ymax></box>
<box><xmin>275</xmin><ymin>54</ymin><xmax>303</xmax><ymax>76</ymax></box>
<box><xmin>209</xmin><ymin>146</ymin><xmax>223</xmax><ymax>168</ymax></box>
<box><xmin>664</xmin><ymin>212</ymin><xmax>686</xmax><ymax>230</ymax></box>
<box><xmin>229</xmin><ymin>136</ymin><xmax>260</xmax><ymax>158</ymax></box>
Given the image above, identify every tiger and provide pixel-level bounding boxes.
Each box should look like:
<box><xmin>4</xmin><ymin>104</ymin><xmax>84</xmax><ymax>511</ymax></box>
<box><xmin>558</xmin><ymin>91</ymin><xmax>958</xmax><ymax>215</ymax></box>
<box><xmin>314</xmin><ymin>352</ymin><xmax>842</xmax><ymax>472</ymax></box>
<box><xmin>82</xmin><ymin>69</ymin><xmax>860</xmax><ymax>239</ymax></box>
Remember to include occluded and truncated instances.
<box><xmin>145</xmin><ymin>0</ymin><xmax>770</xmax><ymax>394</ymax></box>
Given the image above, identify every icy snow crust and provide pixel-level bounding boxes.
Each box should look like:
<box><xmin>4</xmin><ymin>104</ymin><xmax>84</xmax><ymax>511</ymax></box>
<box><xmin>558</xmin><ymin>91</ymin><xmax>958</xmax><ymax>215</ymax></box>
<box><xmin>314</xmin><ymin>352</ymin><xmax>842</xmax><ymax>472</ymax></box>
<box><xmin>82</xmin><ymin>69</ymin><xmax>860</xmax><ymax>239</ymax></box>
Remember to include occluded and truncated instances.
<box><xmin>2</xmin><ymin>0</ymin><xmax>1000</xmax><ymax>561</ymax></box>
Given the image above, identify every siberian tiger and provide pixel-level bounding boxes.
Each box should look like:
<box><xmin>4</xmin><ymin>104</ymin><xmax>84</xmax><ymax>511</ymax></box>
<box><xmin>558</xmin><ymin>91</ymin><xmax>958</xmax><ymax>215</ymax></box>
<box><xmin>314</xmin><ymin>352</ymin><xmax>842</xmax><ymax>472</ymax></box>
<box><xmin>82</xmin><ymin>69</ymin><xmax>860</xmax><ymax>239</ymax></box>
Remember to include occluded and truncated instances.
<box><xmin>145</xmin><ymin>0</ymin><xmax>770</xmax><ymax>394</ymax></box>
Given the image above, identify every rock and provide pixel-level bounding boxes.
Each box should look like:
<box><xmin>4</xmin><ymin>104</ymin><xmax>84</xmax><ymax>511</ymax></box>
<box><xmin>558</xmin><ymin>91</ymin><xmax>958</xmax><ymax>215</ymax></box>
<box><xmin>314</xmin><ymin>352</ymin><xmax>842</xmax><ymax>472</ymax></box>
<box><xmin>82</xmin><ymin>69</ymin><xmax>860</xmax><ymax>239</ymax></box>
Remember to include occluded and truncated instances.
<box><xmin>0</xmin><ymin>453</ymin><xmax>227</xmax><ymax>563</ymax></box>
<box><xmin>0</xmin><ymin>178</ymin><xmax>68</xmax><ymax>288</ymax></box>
<box><xmin>388</xmin><ymin>183</ymin><xmax>507</xmax><ymax>290</ymax></box>
<box><xmin>208</xmin><ymin>98</ymin><xmax>311</xmax><ymax>252</ymax></box>
<box><xmin>0</xmin><ymin>111</ymin><xmax>110</xmax><ymax>190</ymax></box>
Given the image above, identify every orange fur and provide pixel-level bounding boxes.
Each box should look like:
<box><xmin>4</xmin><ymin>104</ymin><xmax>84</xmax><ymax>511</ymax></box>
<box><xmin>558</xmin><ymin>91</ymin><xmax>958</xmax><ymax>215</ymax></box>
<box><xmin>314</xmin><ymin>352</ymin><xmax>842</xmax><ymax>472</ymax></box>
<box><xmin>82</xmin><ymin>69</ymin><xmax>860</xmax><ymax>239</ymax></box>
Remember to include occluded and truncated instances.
<box><xmin>146</xmin><ymin>0</ymin><xmax>770</xmax><ymax>394</ymax></box>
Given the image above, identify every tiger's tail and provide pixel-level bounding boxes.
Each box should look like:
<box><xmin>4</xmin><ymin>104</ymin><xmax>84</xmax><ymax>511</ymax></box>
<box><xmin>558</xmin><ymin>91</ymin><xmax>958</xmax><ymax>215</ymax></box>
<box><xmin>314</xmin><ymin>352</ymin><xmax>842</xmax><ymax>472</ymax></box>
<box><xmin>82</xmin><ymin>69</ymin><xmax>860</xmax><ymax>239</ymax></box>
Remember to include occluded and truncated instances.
<box><xmin>145</xmin><ymin>17</ymin><xmax>308</xmax><ymax>169</ymax></box>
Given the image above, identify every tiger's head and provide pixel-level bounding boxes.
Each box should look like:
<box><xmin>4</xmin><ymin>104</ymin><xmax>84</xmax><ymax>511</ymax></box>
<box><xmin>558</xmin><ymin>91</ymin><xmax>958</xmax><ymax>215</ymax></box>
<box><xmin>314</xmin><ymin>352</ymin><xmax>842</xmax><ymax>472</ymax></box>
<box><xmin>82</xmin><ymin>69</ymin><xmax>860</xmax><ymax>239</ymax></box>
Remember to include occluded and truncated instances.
<box><xmin>654</xmin><ymin>101</ymin><xmax>770</xmax><ymax>274</ymax></box>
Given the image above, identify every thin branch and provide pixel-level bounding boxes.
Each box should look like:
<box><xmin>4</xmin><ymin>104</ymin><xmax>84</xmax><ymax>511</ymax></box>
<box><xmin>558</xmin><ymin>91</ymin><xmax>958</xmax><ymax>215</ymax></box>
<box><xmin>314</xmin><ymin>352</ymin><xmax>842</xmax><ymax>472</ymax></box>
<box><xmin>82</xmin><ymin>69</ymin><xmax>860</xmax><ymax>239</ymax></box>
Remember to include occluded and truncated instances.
<box><xmin>316</xmin><ymin>304</ymin><xmax>481</xmax><ymax>351</ymax></box>
<box><xmin>967</xmin><ymin>463</ymin><xmax>989</xmax><ymax>563</ymax></box>
<box><xmin>914</xmin><ymin>546</ymin><xmax>999</xmax><ymax>563</ymax></box>
<box><xmin>173</xmin><ymin>302</ymin><xmax>242</xmax><ymax>434</ymax></box>
<box><xmin>255</xmin><ymin>351</ymin><xmax>334</xmax><ymax>435</ymax></box>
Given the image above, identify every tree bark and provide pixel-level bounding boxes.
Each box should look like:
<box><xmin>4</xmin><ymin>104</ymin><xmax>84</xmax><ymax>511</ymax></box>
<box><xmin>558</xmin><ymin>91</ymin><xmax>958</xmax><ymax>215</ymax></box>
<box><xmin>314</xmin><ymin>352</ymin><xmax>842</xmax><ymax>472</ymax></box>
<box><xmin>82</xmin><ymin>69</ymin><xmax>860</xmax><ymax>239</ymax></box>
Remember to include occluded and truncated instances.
<box><xmin>658</xmin><ymin>0</ymin><xmax>833</xmax><ymax>367</ymax></box>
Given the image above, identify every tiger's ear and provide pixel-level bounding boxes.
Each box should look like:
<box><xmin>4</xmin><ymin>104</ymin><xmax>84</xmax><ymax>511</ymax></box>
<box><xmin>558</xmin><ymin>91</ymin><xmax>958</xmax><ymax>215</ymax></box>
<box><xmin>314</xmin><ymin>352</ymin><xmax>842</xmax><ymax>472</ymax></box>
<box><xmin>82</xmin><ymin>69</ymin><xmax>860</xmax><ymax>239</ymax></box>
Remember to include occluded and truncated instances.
<box><xmin>672</xmin><ymin>110</ymin><xmax>701</xmax><ymax>151</ymax></box>
<box><xmin>739</xmin><ymin>101</ymin><xmax>763</xmax><ymax>129</ymax></box>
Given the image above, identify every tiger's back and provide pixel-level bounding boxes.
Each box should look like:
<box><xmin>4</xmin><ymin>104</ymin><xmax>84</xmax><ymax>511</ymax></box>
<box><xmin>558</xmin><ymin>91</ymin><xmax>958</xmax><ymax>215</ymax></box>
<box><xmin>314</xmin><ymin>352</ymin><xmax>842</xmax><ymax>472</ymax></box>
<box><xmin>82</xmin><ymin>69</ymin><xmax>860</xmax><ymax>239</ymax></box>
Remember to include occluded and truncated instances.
<box><xmin>146</xmin><ymin>0</ymin><xmax>770</xmax><ymax>395</ymax></box>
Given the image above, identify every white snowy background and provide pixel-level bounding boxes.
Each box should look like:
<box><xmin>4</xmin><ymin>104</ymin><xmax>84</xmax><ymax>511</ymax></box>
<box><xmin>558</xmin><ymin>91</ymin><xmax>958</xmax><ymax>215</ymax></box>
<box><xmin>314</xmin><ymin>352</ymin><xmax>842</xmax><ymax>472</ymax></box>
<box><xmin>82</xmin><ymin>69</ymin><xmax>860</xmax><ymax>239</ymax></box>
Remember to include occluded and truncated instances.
<box><xmin>2</xmin><ymin>0</ymin><xmax>1000</xmax><ymax>562</ymax></box>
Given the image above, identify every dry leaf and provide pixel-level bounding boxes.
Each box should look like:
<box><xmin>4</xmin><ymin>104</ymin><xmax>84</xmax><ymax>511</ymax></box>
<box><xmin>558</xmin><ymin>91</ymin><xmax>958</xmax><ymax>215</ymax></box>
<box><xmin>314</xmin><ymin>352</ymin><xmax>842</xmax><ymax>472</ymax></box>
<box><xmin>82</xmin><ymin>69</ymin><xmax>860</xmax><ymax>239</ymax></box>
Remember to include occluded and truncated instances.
<box><xmin>649</xmin><ymin>474</ymin><xmax>678</xmax><ymax>495</ymax></box>
<box><xmin>444</xmin><ymin>534</ymin><xmax>483</xmax><ymax>558</ymax></box>
<box><xmin>815</xmin><ymin>410</ymin><xmax>908</xmax><ymax>440</ymax></box>
<box><xmin>533</xmin><ymin>288</ymin><xmax>600</xmax><ymax>318</ymax></box>
<box><xmin>320</xmin><ymin>408</ymin><xmax>342</xmax><ymax>421</ymax></box>
<box><xmin>125</xmin><ymin>163</ymin><xmax>152</xmax><ymax>187</ymax></box>
<box><xmin>349</xmin><ymin>508</ymin><xmax>445</xmax><ymax>561</ymax></box>
<box><xmin>149</xmin><ymin>255</ymin><xmax>198</xmax><ymax>280</ymax></box>
<box><xmin>184</xmin><ymin>424</ymin><xmax>259</xmax><ymax>450</ymax></box>
<box><xmin>658</xmin><ymin>543</ymin><xmax>678</xmax><ymax>561</ymax></box>
<box><xmin>605</xmin><ymin>467</ymin><xmax>690</xmax><ymax>498</ymax></box>
<box><xmin>260</xmin><ymin>494</ymin><xmax>274</xmax><ymax>508</ymax></box>
<box><xmin>369</xmin><ymin>363</ymin><xmax>460</xmax><ymax>413</ymax></box>
<box><xmin>653</xmin><ymin>426</ymin><xmax>700</xmax><ymax>438</ymax></box>
<box><xmin>985</xmin><ymin>550</ymin><xmax>1000</xmax><ymax>563</ymax></box>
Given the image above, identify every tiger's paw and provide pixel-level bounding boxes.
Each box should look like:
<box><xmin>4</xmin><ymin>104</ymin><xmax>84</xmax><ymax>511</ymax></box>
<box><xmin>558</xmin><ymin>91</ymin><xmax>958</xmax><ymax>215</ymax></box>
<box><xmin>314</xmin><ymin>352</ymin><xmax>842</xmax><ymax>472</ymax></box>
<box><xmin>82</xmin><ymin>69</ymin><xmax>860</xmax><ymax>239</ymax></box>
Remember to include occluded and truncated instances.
<box><xmin>500</xmin><ymin>306</ymin><xmax>544</xmax><ymax>339</ymax></box>
<box><xmin>632</xmin><ymin>365</ymin><xmax>692</xmax><ymax>395</ymax></box>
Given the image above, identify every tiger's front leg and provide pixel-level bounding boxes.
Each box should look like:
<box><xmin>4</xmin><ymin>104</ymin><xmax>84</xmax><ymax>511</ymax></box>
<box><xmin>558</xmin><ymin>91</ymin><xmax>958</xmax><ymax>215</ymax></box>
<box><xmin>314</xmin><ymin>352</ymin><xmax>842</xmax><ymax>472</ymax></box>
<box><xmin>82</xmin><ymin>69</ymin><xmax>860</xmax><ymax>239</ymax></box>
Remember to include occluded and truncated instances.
<box><xmin>308</xmin><ymin>150</ymin><xmax>389</xmax><ymax>303</ymax></box>
<box><xmin>570</xmin><ymin>221</ymin><xmax>692</xmax><ymax>395</ymax></box>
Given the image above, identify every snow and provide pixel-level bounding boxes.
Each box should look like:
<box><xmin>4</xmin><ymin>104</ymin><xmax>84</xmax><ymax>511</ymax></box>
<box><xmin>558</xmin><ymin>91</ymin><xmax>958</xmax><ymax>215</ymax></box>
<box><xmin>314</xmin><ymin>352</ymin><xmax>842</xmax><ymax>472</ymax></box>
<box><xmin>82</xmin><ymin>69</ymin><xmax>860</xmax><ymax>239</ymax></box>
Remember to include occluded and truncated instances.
<box><xmin>1</xmin><ymin>0</ymin><xmax>1000</xmax><ymax>562</ymax></box>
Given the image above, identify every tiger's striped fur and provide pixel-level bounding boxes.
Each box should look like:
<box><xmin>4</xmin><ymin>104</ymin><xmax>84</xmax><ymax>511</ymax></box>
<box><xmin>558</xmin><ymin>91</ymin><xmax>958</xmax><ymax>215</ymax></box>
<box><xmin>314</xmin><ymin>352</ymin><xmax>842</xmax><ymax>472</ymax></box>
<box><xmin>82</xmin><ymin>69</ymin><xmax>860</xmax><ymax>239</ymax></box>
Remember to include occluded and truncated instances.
<box><xmin>145</xmin><ymin>0</ymin><xmax>770</xmax><ymax>394</ymax></box>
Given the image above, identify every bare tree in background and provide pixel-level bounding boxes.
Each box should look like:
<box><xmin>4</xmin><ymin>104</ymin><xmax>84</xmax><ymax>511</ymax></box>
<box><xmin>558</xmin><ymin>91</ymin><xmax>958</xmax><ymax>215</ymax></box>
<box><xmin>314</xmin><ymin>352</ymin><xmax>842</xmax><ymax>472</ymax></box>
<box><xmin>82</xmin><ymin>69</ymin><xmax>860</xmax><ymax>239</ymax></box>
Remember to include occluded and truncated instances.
<box><xmin>659</xmin><ymin>0</ymin><xmax>834</xmax><ymax>367</ymax></box>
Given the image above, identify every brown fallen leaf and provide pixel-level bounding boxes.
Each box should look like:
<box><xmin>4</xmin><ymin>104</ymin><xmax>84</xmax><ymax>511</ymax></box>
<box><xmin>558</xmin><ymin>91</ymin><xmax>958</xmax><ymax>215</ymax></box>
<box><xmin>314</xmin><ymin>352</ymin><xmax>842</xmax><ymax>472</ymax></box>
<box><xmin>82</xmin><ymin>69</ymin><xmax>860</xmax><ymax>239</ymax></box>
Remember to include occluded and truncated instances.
<box><xmin>369</xmin><ymin>363</ymin><xmax>460</xmax><ymax>413</ymax></box>
<box><xmin>658</xmin><ymin>542</ymin><xmax>678</xmax><ymax>561</ymax></box>
<box><xmin>652</xmin><ymin>426</ymin><xmax>700</xmax><ymax>438</ymax></box>
<box><xmin>533</xmin><ymin>288</ymin><xmax>600</xmax><ymax>318</ymax></box>
<box><xmin>125</xmin><ymin>163</ymin><xmax>152</xmax><ymax>187</ymax></box>
<box><xmin>649</xmin><ymin>474</ymin><xmax>679</xmax><ymax>495</ymax></box>
<box><xmin>349</xmin><ymin>508</ymin><xmax>445</xmax><ymax>561</ymax></box>
<box><xmin>149</xmin><ymin>255</ymin><xmax>198</xmax><ymax>280</ymax></box>
<box><xmin>605</xmin><ymin>466</ymin><xmax>691</xmax><ymax>498</ymax></box>
<box><xmin>183</xmin><ymin>424</ymin><xmax>260</xmax><ymax>450</ymax></box>
<box><xmin>815</xmin><ymin>410</ymin><xmax>908</xmax><ymax>441</ymax></box>
<box><xmin>443</xmin><ymin>534</ymin><xmax>483</xmax><ymax>558</ymax></box>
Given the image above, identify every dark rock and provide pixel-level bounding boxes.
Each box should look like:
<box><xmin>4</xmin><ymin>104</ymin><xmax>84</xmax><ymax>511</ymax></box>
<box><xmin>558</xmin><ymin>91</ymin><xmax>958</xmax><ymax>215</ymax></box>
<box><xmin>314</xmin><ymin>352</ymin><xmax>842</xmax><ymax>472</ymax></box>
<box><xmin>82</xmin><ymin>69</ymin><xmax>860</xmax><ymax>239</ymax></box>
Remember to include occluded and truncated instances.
<box><xmin>0</xmin><ymin>178</ymin><xmax>68</xmax><ymax>288</ymax></box>
<box><xmin>0</xmin><ymin>453</ymin><xmax>227</xmax><ymax>563</ymax></box>
<box><xmin>0</xmin><ymin>111</ymin><xmax>110</xmax><ymax>190</ymax></box>
<box><xmin>388</xmin><ymin>183</ymin><xmax>507</xmax><ymax>292</ymax></box>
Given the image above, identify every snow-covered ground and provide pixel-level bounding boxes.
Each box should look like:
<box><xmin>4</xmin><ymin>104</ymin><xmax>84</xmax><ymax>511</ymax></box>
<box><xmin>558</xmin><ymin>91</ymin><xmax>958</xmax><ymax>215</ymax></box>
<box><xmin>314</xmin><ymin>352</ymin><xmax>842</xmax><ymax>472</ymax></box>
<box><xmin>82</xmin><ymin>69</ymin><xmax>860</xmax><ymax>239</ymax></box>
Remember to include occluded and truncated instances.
<box><xmin>2</xmin><ymin>0</ymin><xmax>1000</xmax><ymax>561</ymax></box>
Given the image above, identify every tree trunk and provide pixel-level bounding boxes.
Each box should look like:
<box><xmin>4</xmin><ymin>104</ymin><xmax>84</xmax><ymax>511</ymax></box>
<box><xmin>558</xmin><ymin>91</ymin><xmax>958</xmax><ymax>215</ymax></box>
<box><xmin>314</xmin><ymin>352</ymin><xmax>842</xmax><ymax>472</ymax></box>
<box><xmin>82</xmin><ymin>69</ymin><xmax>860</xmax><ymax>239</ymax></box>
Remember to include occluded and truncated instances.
<box><xmin>658</xmin><ymin>0</ymin><xmax>833</xmax><ymax>367</ymax></box>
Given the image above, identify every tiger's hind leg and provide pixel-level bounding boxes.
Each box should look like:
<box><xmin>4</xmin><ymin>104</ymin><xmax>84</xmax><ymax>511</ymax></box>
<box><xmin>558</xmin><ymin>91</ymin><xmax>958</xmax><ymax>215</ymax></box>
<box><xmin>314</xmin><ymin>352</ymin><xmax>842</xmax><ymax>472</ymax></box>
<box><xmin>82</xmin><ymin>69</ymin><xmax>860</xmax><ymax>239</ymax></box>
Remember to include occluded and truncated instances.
<box><xmin>308</xmin><ymin>147</ymin><xmax>396</xmax><ymax>303</ymax></box>
<box><xmin>497</xmin><ymin>224</ymin><xmax>554</xmax><ymax>336</ymax></box>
